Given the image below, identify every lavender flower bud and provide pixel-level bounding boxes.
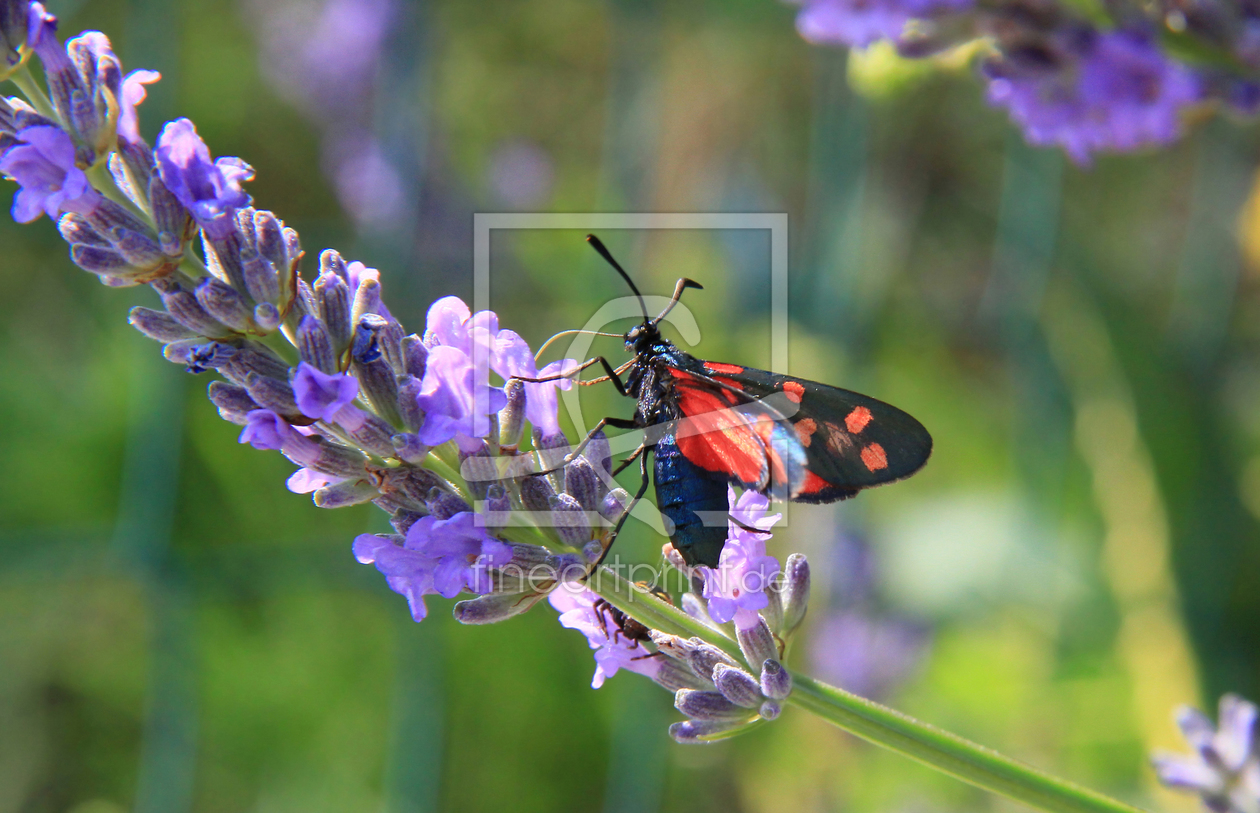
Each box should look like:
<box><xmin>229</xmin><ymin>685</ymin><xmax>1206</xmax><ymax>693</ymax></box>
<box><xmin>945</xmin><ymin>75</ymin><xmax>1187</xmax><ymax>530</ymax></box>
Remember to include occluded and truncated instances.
<box><xmin>759</xmin><ymin>700</ymin><xmax>781</xmax><ymax>721</ymax></box>
<box><xmin>389</xmin><ymin>509</ymin><xmax>428</xmax><ymax>535</ymax></box>
<box><xmin>533</xmin><ymin>430</ymin><xmax>569</xmax><ymax>476</ymax></box>
<box><xmin>253</xmin><ymin>303</ymin><xmax>281</xmax><ymax>331</ymax></box>
<box><xmin>128</xmin><ymin>306</ymin><xmax>195</xmax><ymax>342</ymax></box>
<box><xmin>563</xmin><ymin>456</ymin><xmax>598</xmax><ymax>511</ymax></box>
<box><xmin>498</xmin><ymin>379</ymin><xmax>526</xmax><ymax>449</ymax></box>
<box><xmin>454</xmin><ymin>591</ymin><xmax>547</xmax><ymax>625</ymax></box>
<box><xmin>58</xmin><ymin>212</ymin><xmax>110</xmax><ymax>247</ymax></box>
<box><xmin>207</xmin><ymin>380</ymin><xmax>259</xmax><ymax>421</ymax></box>
<box><xmin>254</xmin><ymin>210</ymin><xmax>287</xmax><ymax>271</ymax></box>
<box><xmin>313</xmin><ymin>478</ymin><xmax>380</xmax><ymax>508</ymax></box>
<box><xmin>195</xmin><ymin>276</ymin><xmax>252</xmax><ymax>332</ymax></box>
<box><xmin>162</xmin><ymin>339</ymin><xmax>201</xmax><ymax>366</ymax></box>
<box><xmin>352</xmin><ymin>334</ymin><xmax>402</xmax><ymax>426</ymax></box>
<box><xmin>315</xmin><ymin>263</ymin><xmax>351</xmax><ymax>351</ymax></box>
<box><xmin>347</xmin><ymin>414</ymin><xmax>399</xmax><ymax>458</ymax></box>
<box><xmin>184</xmin><ymin>342</ymin><xmax>237</xmax><ymax>374</ymax></box>
<box><xmin>292</xmin><ymin>278</ymin><xmax>317</xmax><ymax>323</ymax></box>
<box><xmin>427</xmin><ymin>490</ymin><xmax>472</xmax><ymax>519</ymax></box>
<box><xmin>69</xmin><ymin>244</ymin><xmax>129</xmax><ymax>277</ymax></box>
<box><xmin>759</xmin><ymin>659</ymin><xmax>792</xmax><ymax>701</ymax></box>
<box><xmin>396</xmin><ymin>376</ymin><xmax>425</xmax><ymax>432</ymax></box>
<box><xmin>149</xmin><ymin>176</ymin><xmax>190</xmax><ymax>256</ymax></box>
<box><xmin>669</xmin><ymin>719</ymin><xmax>741</xmax><ymax>744</ymax></box>
<box><xmin>460</xmin><ymin>446</ymin><xmax>497</xmax><ymax>502</ymax></box>
<box><xmin>520</xmin><ymin>475</ymin><xmax>556</xmax><ymax>514</ymax></box>
<box><xmin>290</xmin><ymin>438</ymin><xmax>367</xmax><ymax>479</ymax></box>
<box><xmin>244</xmin><ymin>373</ymin><xmax>300</xmax><ymax>417</ymax></box>
<box><xmin>351</xmin><ymin>277</ymin><xmax>386</xmax><ymax>324</ymax></box>
<box><xmin>222</xmin><ymin>345</ymin><xmax>291</xmax><ymax>383</ymax></box>
<box><xmin>507</xmin><ymin>543</ymin><xmax>551</xmax><ymax>569</ymax></box>
<box><xmin>153</xmin><ymin>278</ymin><xmax>231</xmax><ymax>338</ymax></box>
<box><xmin>485</xmin><ymin>484</ymin><xmax>512</xmax><ymax>514</ymax></box>
<box><xmin>586</xmin><ymin>429</ymin><xmax>612</xmax><ymax>481</ymax></box>
<box><xmin>242</xmin><ymin>250</ymin><xmax>280</xmax><ymax>305</ymax></box>
<box><xmin>653</xmin><ymin>659</ymin><xmax>711</xmax><ymax>692</ymax></box>
<box><xmin>688</xmin><ymin>640</ymin><xmax>740</xmax><ymax>683</ymax></box>
<box><xmin>110</xmin><ymin>227</ymin><xmax>164</xmax><ymax>270</ymax></box>
<box><xmin>779</xmin><ymin>553</ymin><xmax>811</xmax><ymax>635</ymax></box>
<box><xmin>599</xmin><ymin>488</ymin><xmax>630</xmax><ymax>522</ymax></box>
<box><xmin>366</xmin><ymin>465</ymin><xmax>443</xmax><ymax>511</ymax></box>
<box><xmin>391</xmin><ymin>433</ymin><xmax>430</xmax><ymax>465</ymax></box>
<box><xmin>675</xmin><ymin>690</ymin><xmax>751</xmax><ymax>722</ymax></box>
<box><xmin>549</xmin><ymin>493</ymin><xmax>590</xmax><ymax>547</ymax></box>
<box><xmin>736</xmin><ymin>618</ymin><xmax>779</xmax><ymax>669</ymax></box>
<box><xmin>546</xmin><ymin>553</ymin><xmax>587</xmax><ymax>582</ymax></box>
<box><xmin>401</xmin><ymin>334</ymin><xmax>427</xmax><ymax>379</ymax></box>
<box><xmin>205</xmin><ymin>232</ymin><xmax>249</xmax><ymax>296</ymax></box>
<box><xmin>296</xmin><ymin>315</ymin><xmax>336</xmax><ymax>373</ymax></box>
<box><xmin>711</xmin><ymin>664</ymin><xmax>764</xmax><ymax>709</ymax></box>
<box><xmin>582</xmin><ymin>540</ymin><xmax>604</xmax><ymax>563</ymax></box>
<box><xmin>320</xmin><ymin>247</ymin><xmax>347</xmax><ymax>279</ymax></box>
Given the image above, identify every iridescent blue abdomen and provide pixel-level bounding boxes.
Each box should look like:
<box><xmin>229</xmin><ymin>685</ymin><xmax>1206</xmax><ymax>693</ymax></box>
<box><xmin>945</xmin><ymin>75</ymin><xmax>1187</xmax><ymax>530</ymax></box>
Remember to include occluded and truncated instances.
<box><xmin>653</xmin><ymin>431</ymin><xmax>729</xmax><ymax>567</ymax></box>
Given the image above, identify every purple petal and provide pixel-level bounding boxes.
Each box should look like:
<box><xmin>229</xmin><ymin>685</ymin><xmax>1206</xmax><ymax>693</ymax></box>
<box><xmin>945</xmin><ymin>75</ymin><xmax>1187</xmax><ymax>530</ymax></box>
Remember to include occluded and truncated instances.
<box><xmin>238</xmin><ymin>409</ymin><xmax>291</xmax><ymax>450</ymax></box>
<box><xmin>292</xmin><ymin>361</ymin><xmax>360</xmax><ymax>422</ymax></box>
<box><xmin>118</xmin><ymin>69</ymin><xmax>160</xmax><ymax>143</ymax></box>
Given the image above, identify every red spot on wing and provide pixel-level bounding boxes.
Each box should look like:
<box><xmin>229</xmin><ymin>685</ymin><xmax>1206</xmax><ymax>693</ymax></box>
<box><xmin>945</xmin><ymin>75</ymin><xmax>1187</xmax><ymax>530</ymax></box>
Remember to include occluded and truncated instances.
<box><xmin>845</xmin><ymin>406</ymin><xmax>873</xmax><ymax>434</ymax></box>
<box><xmin>782</xmin><ymin>381</ymin><xmax>805</xmax><ymax>403</ymax></box>
<box><xmin>860</xmin><ymin>443</ymin><xmax>888</xmax><ymax>471</ymax></box>
<box><xmin>798</xmin><ymin>470</ymin><xmax>835</xmax><ymax>496</ymax></box>
<box><xmin>794</xmin><ymin>417</ymin><xmax>816</xmax><ymax>448</ymax></box>
<box><xmin>705</xmin><ymin>362</ymin><xmax>744</xmax><ymax>375</ymax></box>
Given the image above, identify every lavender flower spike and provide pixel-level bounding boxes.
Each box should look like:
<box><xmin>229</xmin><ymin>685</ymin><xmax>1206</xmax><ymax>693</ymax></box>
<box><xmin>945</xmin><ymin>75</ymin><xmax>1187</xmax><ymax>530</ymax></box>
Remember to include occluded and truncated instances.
<box><xmin>0</xmin><ymin>125</ymin><xmax>101</xmax><ymax>222</ymax></box>
<box><xmin>155</xmin><ymin>118</ymin><xmax>253</xmax><ymax>238</ymax></box>
<box><xmin>1153</xmin><ymin>694</ymin><xmax>1260</xmax><ymax>813</ymax></box>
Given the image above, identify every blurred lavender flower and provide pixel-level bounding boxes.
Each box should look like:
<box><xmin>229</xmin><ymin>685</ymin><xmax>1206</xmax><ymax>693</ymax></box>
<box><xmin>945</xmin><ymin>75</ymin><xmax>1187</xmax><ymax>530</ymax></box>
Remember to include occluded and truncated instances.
<box><xmin>241</xmin><ymin>0</ymin><xmax>405</xmax><ymax>229</ymax></box>
<box><xmin>487</xmin><ymin>139</ymin><xmax>554</xmax><ymax>209</ymax></box>
<box><xmin>808</xmin><ymin>534</ymin><xmax>930</xmax><ymax>700</ymax></box>
<box><xmin>354</xmin><ymin>513</ymin><xmax>514</xmax><ymax>621</ymax></box>
<box><xmin>155</xmin><ymin>118</ymin><xmax>254</xmax><ymax>238</ymax></box>
<box><xmin>1153</xmin><ymin>694</ymin><xmax>1260</xmax><ymax>813</ymax></box>
<box><xmin>0</xmin><ymin>0</ymin><xmax>28</xmax><ymax>79</ymax></box>
<box><xmin>984</xmin><ymin>28</ymin><xmax>1200</xmax><ymax>164</ymax></box>
<box><xmin>791</xmin><ymin>0</ymin><xmax>974</xmax><ymax>48</ymax></box>
<box><xmin>700</xmin><ymin>488</ymin><xmax>781</xmax><ymax>630</ymax></box>
<box><xmin>0</xmin><ymin>125</ymin><xmax>100</xmax><ymax>221</ymax></box>
<box><xmin>549</xmin><ymin>583</ymin><xmax>663</xmax><ymax>688</ymax></box>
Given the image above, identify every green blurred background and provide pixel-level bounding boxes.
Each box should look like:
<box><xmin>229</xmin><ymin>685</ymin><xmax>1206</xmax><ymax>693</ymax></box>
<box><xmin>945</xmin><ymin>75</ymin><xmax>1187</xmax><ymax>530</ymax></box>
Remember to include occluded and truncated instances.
<box><xmin>3</xmin><ymin>0</ymin><xmax>1260</xmax><ymax>810</ymax></box>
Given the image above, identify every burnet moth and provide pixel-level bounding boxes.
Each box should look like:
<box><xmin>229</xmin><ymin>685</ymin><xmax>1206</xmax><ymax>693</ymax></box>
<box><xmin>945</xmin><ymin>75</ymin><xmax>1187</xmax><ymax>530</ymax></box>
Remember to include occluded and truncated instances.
<box><xmin>528</xmin><ymin>235</ymin><xmax>932</xmax><ymax>569</ymax></box>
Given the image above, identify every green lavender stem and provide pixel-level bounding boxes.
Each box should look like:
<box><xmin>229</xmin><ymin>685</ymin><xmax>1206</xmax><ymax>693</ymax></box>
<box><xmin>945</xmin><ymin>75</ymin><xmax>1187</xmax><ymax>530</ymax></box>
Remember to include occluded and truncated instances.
<box><xmin>591</xmin><ymin>567</ymin><xmax>1146</xmax><ymax>813</ymax></box>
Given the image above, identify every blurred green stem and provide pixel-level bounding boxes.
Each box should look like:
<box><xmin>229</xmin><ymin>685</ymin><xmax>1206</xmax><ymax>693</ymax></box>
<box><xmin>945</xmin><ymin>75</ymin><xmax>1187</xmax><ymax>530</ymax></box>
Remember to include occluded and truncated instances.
<box><xmin>592</xmin><ymin>567</ymin><xmax>1146</xmax><ymax>813</ymax></box>
<box><xmin>10</xmin><ymin>64</ymin><xmax>56</xmax><ymax>119</ymax></box>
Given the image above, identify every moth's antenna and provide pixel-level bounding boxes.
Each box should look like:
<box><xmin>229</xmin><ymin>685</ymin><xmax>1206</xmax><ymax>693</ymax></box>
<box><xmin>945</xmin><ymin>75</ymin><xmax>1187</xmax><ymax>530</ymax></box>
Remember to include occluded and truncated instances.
<box><xmin>653</xmin><ymin>277</ymin><xmax>704</xmax><ymax>326</ymax></box>
<box><xmin>586</xmin><ymin>234</ymin><xmax>650</xmax><ymax>323</ymax></box>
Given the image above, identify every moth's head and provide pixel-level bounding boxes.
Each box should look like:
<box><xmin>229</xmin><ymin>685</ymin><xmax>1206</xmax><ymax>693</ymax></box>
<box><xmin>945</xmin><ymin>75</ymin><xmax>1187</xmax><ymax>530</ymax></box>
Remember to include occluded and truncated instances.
<box><xmin>623</xmin><ymin>321</ymin><xmax>659</xmax><ymax>354</ymax></box>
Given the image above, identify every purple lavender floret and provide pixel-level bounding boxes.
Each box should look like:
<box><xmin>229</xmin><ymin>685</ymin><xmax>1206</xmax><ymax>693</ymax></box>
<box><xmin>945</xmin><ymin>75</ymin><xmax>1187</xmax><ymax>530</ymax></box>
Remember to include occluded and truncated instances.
<box><xmin>238</xmin><ymin>408</ymin><xmax>293</xmax><ymax>450</ymax></box>
<box><xmin>292</xmin><ymin>361</ymin><xmax>366</xmax><ymax>430</ymax></box>
<box><xmin>1153</xmin><ymin>694</ymin><xmax>1260</xmax><ymax>813</ymax></box>
<box><xmin>700</xmin><ymin>488</ymin><xmax>781</xmax><ymax>631</ymax></box>
<box><xmin>117</xmin><ymin>69</ymin><xmax>160</xmax><ymax>145</ymax></box>
<box><xmin>549</xmin><ymin>583</ymin><xmax>663</xmax><ymax>688</ymax></box>
<box><xmin>0</xmin><ymin>125</ymin><xmax>100</xmax><ymax>222</ymax></box>
<box><xmin>792</xmin><ymin>0</ymin><xmax>973</xmax><ymax>48</ymax></box>
<box><xmin>985</xmin><ymin>29</ymin><xmax>1200</xmax><ymax>164</ymax></box>
<box><xmin>354</xmin><ymin>512</ymin><xmax>514</xmax><ymax>621</ymax></box>
<box><xmin>415</xmin><ymin>297</ymin><xmax>508</xmax><ymax>451</ymax></box>
<box><xmin>155</xmin><ymin>117</ymin><xmax>254</xmax><ymax>238</ymax></box>
<box><xmin>493</xmin><ymin>329</ymin><xmax>576</xmax><ymax>437</ymax></box>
